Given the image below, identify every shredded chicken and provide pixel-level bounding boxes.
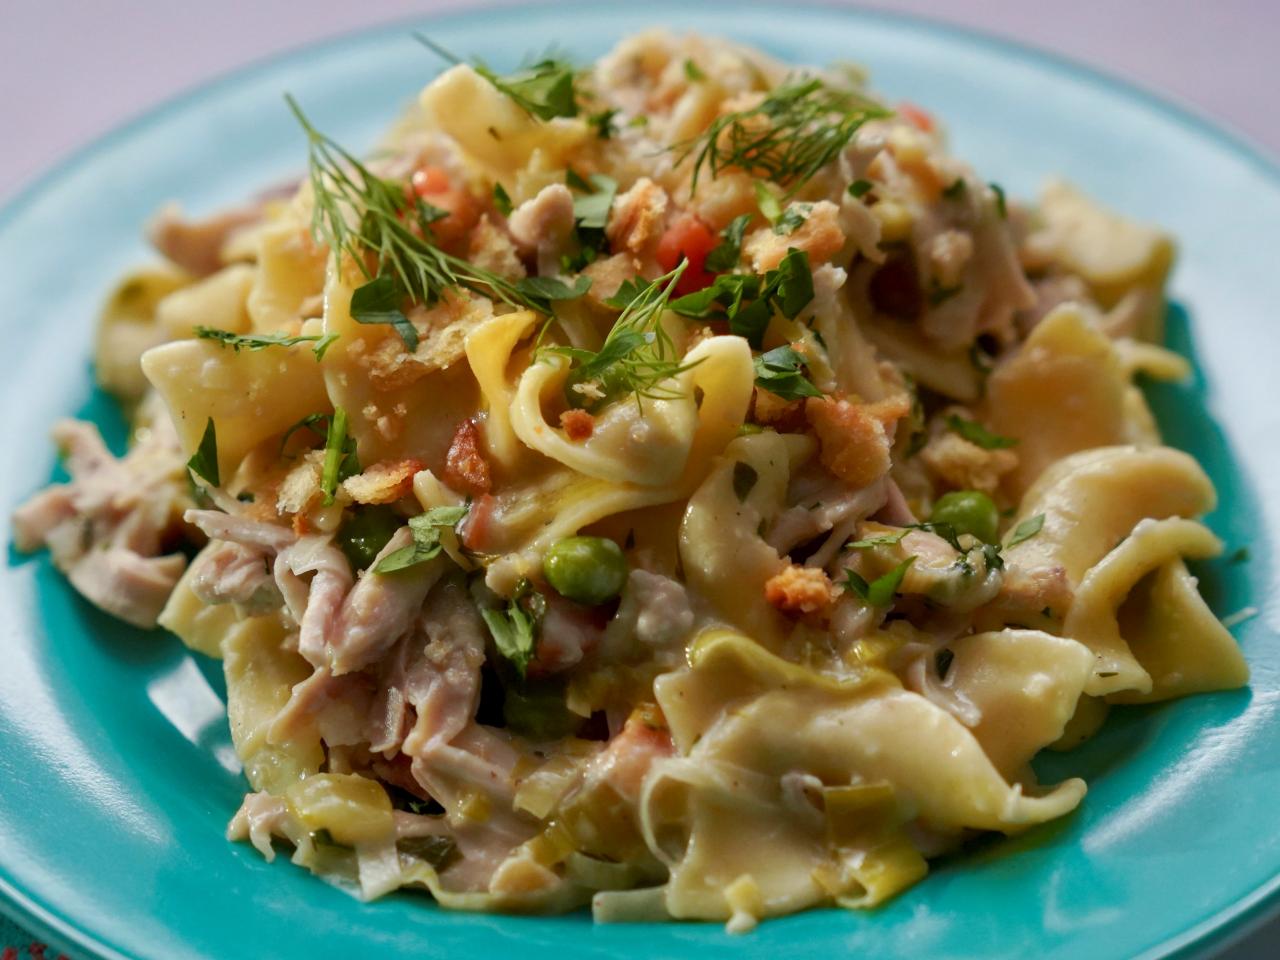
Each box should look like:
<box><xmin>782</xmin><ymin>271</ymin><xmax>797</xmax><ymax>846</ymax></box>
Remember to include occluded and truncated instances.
<box><xmin>148</xmin><ymin>202</ymin><xmax>262</xmax><ymax>276</ymax></box>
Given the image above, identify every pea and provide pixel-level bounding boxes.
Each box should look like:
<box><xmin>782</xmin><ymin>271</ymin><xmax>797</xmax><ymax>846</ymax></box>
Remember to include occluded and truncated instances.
<box><xmin>542</xmin><ymin>535</ymin><xmax>627</xmax><ymax>605</ymax></box>
<box><xmin>929</xmin><ymin>490</ymin><xmax>999</xmax><ymax>544</ymax></box>
<box><xmin>336</xmin><ymin>505</ymin><xmax>403</xmax><ymax>570</ymax></box>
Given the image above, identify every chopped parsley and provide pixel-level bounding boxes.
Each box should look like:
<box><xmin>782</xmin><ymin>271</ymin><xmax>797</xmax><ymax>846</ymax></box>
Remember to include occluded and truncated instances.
<box><xmin>416</xmin><ymin>35</ymin><xmax>578</xmax><ymax>121</ymax></box>
<box><xmin>514</xmin><ymin>274</ymin><xmax>592</xmax><ymax>301</ymax></box>
<box><xmin>671</xmin><ymin>248</ymin><xmax>814</xmax><ymax>349</ymax></box>
<box><xmin>947</xmin><ymin>414</ymin><xmax>1018</xmax><ymax>450</ymax></box>
<box><xmin>348</xmin><ymin>275</ymin><xmax>421</xmax><ymax>351</ymax></box>
<box><xmin>927</xmin><ymin>281</ymin><xmax>962</xmax><ymax>307</ymax></box>
<box><xmin>842</xmin><ymin>556</ymin><xmax>915</xmax><ymax>606</ymax></box>
<box><xmin>587</xmin><ymin>107</ymin><xmax>619</xmax><ymax>139</ymax></box>
<box><xmin>989</xmin><ymin>182</ymin><xmax>1007</xmax><ymax>218</ymax></box>
<box><xmin>704</xmin><ymin>214</ymin><xmax>752</xmax><ymax>273</ymax></box>
<box><xmin>320</xmin><ymin>407</ymin><xmax>359</xmax><ymax>506</ymax></box>
<box><xmin>373</xmin><ymin>505</ymin><xmax>469</xmax><ymax>573</ymax></box>
<box><xmin>492</xmin><ymin>182</ymin><xmax>513</xmax><ymax>216</ymax></box>
<box><xmin>683</xmin><ymin>59</ymin><xmax>707</xmax><ymax>82</ymax></box>
<box><xmin>187</xmin><ymin>417</ymin><xmax>220</xmax><ymax>488</ymax></box>
<box><xmin>753</xmin><ymin>344</ymin><xmax>822</xmax><ymax>400</ymax></box>
<box><xmin>732</xmin><ymin>461</ymin><xmax>759</xmax><ymax>502</ymax></box>
<box><xmin>1007</xmin><ymin>513</ymin><xmax>1045</xmax><ymax>547</ymax></box>
<box><xmin>397</xmin><ymin>835</ymin><xmax>459</xmax><ymax>870</ymax></box>
<box><xmin>480</xmin><ymin>579</ymin><xmax>543</xmax><ymax>678</ymax></box>
<box><xmin>195</xmin><ymin>326</ymin><xmax>338</xmax><ymax>360</ymax></box>
<box><xmin>847</xmin><ymin>529</ymin><xmax>910</xmax><ymax>549</ymax></box>
<box><xmin>847</xmin><ymin>178</ymin><xmax>874</xmax><ymax>199</ymax></box>
<box><xmin>942</xmin><ymin>178</ymin><xmax>967</xmax><ymax>200</ymax></box>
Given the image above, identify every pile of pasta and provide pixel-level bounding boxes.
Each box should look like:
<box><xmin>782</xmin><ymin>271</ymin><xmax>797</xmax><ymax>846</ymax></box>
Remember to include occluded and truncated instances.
<box><xmin>17</xmin><ymin>31</ymin><xmax>1248</xmax><ymax>931</ymax></box>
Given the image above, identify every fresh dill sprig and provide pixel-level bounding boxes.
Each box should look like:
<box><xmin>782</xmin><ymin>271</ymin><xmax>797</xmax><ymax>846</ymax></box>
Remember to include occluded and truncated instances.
<box><xmin>285</xmin><ymin>96</ymin><xmax>575</xmax><ymax>350</ymax></box>
<box><xmin>675</xmin><ymin>77</ymin><xmax>889</xmax><ymax>197</ymax></box>
<box><xmin>195</xmin><ymin>326</ymin><xmax>338</xmax><ymax>360</ymax></box>
<box><xmin>414</xmin><ymin>34</ymin><xmax>579</xmax><ymax>121</ymax></box>
<box><xmin>540</xmin><ymin>262</ymin><xmax>702</xmax><ymax>412</ymax></box>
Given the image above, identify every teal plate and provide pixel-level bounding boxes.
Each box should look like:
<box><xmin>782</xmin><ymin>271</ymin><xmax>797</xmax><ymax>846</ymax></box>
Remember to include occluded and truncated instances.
<box><xmin>1</xmin><ymin>4</ymin><xmax>1278</xmax><ymax>958</ymax></box>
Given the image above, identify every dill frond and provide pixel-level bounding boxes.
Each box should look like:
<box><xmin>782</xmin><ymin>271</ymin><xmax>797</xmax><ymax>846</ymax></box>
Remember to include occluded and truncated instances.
<box><xmin>675</xmin><ymin>78</ymin><xmax>889</xmax><ymax>197</ymax></box>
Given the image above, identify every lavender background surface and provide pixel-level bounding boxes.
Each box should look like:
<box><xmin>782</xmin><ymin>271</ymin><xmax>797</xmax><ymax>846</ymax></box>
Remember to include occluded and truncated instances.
<box><xmin>0</xmin><ymin>1</ymin><xmax>1276</xmax><ymax>957</ymax></box>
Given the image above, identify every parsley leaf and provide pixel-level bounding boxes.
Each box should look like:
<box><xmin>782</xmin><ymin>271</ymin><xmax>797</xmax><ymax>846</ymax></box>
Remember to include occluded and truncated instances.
<box><xmin>683</xmin><ymin>59</ymin><xmax>707</xmax><ymax>82</ymax></box>
<box><xmin>732</xmin><ymin>461</ymin><xmax>759</xmax><ymax>502</ymax></box>
<box><xmin>480</xmin><ymin>580</ymin><xmax>542</xmax><ymax>678</ymax></box>
<box><xmin>320</xmin><ymin>407</ymin><xmax>359</xmax><ymax>505</ymax></box>
<box><xmin>753</xmin><ymin>344</ymin><xmax>822</xmax><ymax>400</ymax></box>
<box><xmin>989</xmin><ymin>182</ymin><xmax>1007</xmax><ymax>218</ymax></box>
<box><xmin>770</xmin><ymin>248</ymin><xmax>814</xmax><ymax>318</ymax></box>
<box><xmin>472</xmin><ymin>54</ymin><xmax>579</xmax><ymax>121</ymax></box>
<box><xmin>570</xmin><ymin>173</ymin><xmax>617</xmax><ymax>230</ymax></box>
<box><xmin>848</xmin><ymin>178</ymin><xmax>874</xmax><ymax>199</ymax></box>
<box><xmin>842</xmin><ymin>556</ymin><xmax>915</xmax><ymax>606</ymax></box>
<box><xmin>669</xmin><ymin>248</ymin><xmax>814</xmax><ymax>349</ymax></box>
<box><xmin>195</xmin><ymin>326</ymin><xmax>338</xmax><ymax>360</ymax></box>
<box><xmin>588</xmin><ymin>108</ymin><xmax>618</xmax><ymax>139</ymax></box>
<box><xmin>757</xmin><ymin>180</ymin><xmax>809</xmax><ymax>235</ymax></box>
<box><xmin>603</xmin><ymin>277</ymin><xmax>650</xmax><ymax>311</ymax></box>
<box><xmin>704</xmin><ymin>214</ymin><xmax>751</xmax><ymax>273</ymax></box>
<box><xmin>942</xmin><ymin>178</ymin><xmax>967</xmax><ymax>200</ymax></box>
<box><xmin>492</xmin><ymin>182</ymin><xmax>513</xmax><ymax>216</ymax></box>
<box><xmin>515</xmin><ymin>275</ymin><xmax>592</xmax><ymax>301</ymax></box>
<box><xmin>373</xmin><ymin>505</ymin><xmax>469</xmax><ymax>573</ymax></box>
<box><xmin>947</xmin><ymin>414</ymin><xmax>1018</xmax><ymax>450</ymax></box>
<box><xmin>847</xmin><ymin>529</ymin><xmax>909</xmax><ymax>549</ymax></box>
<box><xmin>349</xmin><ymin>274</ymin><xmax>419</xmax><ymax>351</ymax></box>
<box><xmin>1007</xmin><ymin>513</ymin><xmax>1046</xmax><ymax>547</ymax></box>
<box><xmin>187</xmin><ymin>417</ymin><xmax>220</xmax><ymax>487</ymax></box>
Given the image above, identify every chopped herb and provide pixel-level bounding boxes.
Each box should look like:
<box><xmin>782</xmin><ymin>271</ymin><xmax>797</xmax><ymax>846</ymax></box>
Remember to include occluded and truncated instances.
<box><xmin>847</xmin><ymin>529</ymin><xmax>909</xmax><ymax>549</ymax></box>
<box><xmin>397</xmin><ymin>835</ymin><xmax>459</xmax><ymax>870</ymax></box>
<box><xmin>909</xmin><ymin>521</ymin><xmax>964</xmax><ymax>553</ymax></box>
<box><xmin>989</xmin><ymin>182</ymin><xmax>1007</xmax><ymax>218</ymax></box>
<box><xmin>1230</xmin><ymin>546</ymin><xmax>1250</xmax><ymax>564</ymax></box>
<box><xmin>195</xmin><ymin>326</ymin><xmax>338</xmax><ymax>360</ymax></box>
<box><xmin>587</xmin><ymin>107</ymin><xmax>619</xmax><ymax>139</ymax></box>
<box><xmin>514</xmin><ymin>274</ymin><xmax>592</xmax><ymax>301</ymax></box>
<box><xmin>542</xmin><ymin>263</ymin><xmax>700</xmax><ymax>412</ymax></box>
<box><xmin>981</xmin><ymin>542</ymin><xmax>1005</xmax><ymax>572</ymax></box>
<box><xmin>279</xmin><ymin>412</ymin><xmax>332</xmax><ymax>454</ymax></box>
<box><xmin>732</xmin><ymin>461</ymin><xmax>759</xmax><ymax>502</ymax></box>
<box><xmin>187</xmin><ymin>417</ymin><xmax>220</xmax><ymax>487</ymax></box>
<box><xmin>570</xmin><ymin>173</ymin><xmax>617</xmax><ymax>229</ymax></box>
<box><xmin>1007</xmin><ymin>513</ymin><xmax>1046</xmax><ymax>547</ymax></box>
<box><xmin>942</xmin><ymin>178</ymin><xmax>967</xmax><ymax>200</ymax></box>
<box><xmin>968</xmin><ymin>340</ymin><xmax>995</xmax><ymax>392</ymax></box>
<box><xmin>927</xmin><ymin>281</ymin><xmax>962</xmax><ymax>307</ymax></box>
<box><xmin>565</xmin><ymin>167</ymin><xmax>591</xmax><ymax>192</ymax></box>
<box><xmin>676</xmin><ymin>77</ymin><xmax>888</xmax><ymax>197</ymax></box>
<box><xmin>349</xmin><ymin>274</ymin><xmax>420</xmax><ymax>351</ymax></box>
<box><xmin>602</xmin><ymin>276</ymin><xmax>650</xmax><ymax>311</ymax></box>
<box><xmin>670</xmin><ymin>248</ymin><xmax>814</xmax><ymax>349</ymax></box>
<box><xmin>480</xmin><ymin>579</ymin><xmax>542</xmax><ymax>678</ymax></box>
<box><xmin>627</xmin><ymin>114</ymin><xmax>649</xmax><ymax>128</ymax></box>
<box><xmin>947</xmin><ymin>414</ymin><xmax>1018</xmax><ymax>450</ymax></box>
<box><xmin>842</xmin><ymin>556</ymin><xmax>915</xmax><ymax>606</ymax></box>
<box><xmin>753</xmin><ymin>344</ymin><xmax>822</xmax><ymax>400</ymax></box>
<box><xmin>492</xmin><ymin>182</ymin><xmax>513</xmax><ymax>216</ymax></box>
<box><xmin>286</xmin><ymin>97</ymin><xmax>566</xmax><ymax>349</ymax></box>
<box><xmin>373</xmin><ymin>504</ymin><xmax>469</xmax><ymax>573</ymax></box>
<box><xmin>320</xmin><ymin>407</ymin><xmax>359</xmax><ymax>505</ymax></box>
<box><xmin>754</xmin><ymin>180</ymin><xmax>783</xmax><ymax>223</ymax></box>
<box><xmin>416</xmin><ymin>35</ymin><xmax>578</xmax><ymax>121</ymax></box>
<box><xmin>848</xmin><ymin>178</ymin><xmax>874</xmax><ymax>199</ymax></box>
<box><xmin>683</xmin><ymin>59</ymin><xmax>707</xmax><ymax>82</ymax></box>
<box><xmin>935</xmin><ymin>648</ymin><xmax>955</xmax><ymax>679</ymax></box>
<box><xmin>704</xmin><ymin>214</ymin><xmax>752</xmax><ymax>273</ymax></box>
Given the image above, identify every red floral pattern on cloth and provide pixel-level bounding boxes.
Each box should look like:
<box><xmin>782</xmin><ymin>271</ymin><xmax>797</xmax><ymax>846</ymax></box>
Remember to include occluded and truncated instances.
<box><xmin>0</xmin><ymin>915</ymin><xmax>74</xmax><ymax>960</ymax></box>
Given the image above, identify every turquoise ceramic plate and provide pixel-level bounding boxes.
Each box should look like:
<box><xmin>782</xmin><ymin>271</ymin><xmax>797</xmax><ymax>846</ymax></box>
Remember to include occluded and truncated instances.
<box><xmin>1</xmin><ymin>4</ymin><xmax>1278</xmax><ymax>958</ymax></box>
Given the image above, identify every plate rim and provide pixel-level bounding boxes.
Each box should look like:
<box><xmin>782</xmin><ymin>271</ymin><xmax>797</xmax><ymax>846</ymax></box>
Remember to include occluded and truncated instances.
<box><xmin>1</xmin><ymin>3</ymin><xmax>1277</xmax><ymax>958</ymax></box>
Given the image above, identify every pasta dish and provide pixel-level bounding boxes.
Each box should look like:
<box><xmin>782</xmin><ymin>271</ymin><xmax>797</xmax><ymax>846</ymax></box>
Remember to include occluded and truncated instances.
<box><xmin>11</xmin><ymin>31</ymin><xmax>1249</xmax><ymax>931</ymax></box>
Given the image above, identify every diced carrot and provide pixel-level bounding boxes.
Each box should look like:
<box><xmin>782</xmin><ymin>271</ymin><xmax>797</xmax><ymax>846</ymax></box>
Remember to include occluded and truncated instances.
<box><xmin>406</xmin><ymin>164</ymin><xmax>478</xmax><ymax>245</ymax></box>
<box><xmin>897</xmin><ymin>101</ymin><xmax>935</xmax><ymax>133</ymax></box>
<box><xmin>411</xmin><ymin>166</ymin><xmax>451</xmax><ymax>196</ymax></box>
<box><xmin>655</xmin><ymin>213</ymin><xmax>717</xmax><ymax>295</ymax></box>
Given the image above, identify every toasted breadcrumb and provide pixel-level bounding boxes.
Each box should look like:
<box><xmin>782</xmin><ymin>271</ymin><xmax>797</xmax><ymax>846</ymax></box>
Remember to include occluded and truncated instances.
<box><xmin>342</xmin><ymin>458</ymin><xmax>425</xmax><ymax>505</ymax></box>
<box><xmin>765</xmin><ymin>564</ymin><xmax>837</xmax><ymax>615</ymax></box>
<box><xmin>919</xmin><ymin>431</ymin><xmax>1018</xmax><ymax>495</ymax></box>
<box><xmin>276</xmin><ymin>451</ymin><xmax>325</xmax><ymax>516</ymax></box>
<box><xmin>745</xmin><ymin>200</ymin><xmax>845</xmax><ymax>272</ymax></box>
<box><xmin>752</xmin><ymin>388</ymin><xmax>808</xmax><ymax>433</ymax></box>
<box><xmin>806</xmin><ymin>394</ymin><xmax>911</xmax><ymax>489</ymax></box>
<box><xmin>607</xmin><ymin>177</ymin><xmax>670</xmax><ymax>258</ymax></box>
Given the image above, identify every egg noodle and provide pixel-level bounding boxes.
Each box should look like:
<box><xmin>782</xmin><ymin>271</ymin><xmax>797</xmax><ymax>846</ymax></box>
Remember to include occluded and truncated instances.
<box><xmin>13</xmin><ymin>31</ymin><xmax>1248</xmax><ymax>931</ymax></box>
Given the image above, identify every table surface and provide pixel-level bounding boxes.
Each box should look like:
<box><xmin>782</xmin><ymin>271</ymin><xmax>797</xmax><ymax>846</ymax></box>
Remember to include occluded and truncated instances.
<box><xmin>0</xmin><ymin>1</ymin><xmax>1276</xmax><ymax>957</ymax></box>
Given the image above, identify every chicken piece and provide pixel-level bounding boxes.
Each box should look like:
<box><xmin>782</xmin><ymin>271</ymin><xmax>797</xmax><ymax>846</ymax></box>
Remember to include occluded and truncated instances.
<box><xmin>508</xmin><ymin>183</ymin><xmax>577</xmax><ymax>275</ymax></box>
<box><xmin>343</xmin><ymin>458</ymin><xmax>425</xmax><ymax>505</ymax></box>
<box><xmin>806</xmin><ymin>394</ymin><xmax>911</xmax><ymax>489</ymax></box>
<box><xmin>148</xmin><ymin>202</ymin><xmax>262</xmax><ymax>276</ymax></box>
<box><xmin>189</xmin><ymin>539</ymin><xmax>281</xmax><ymax>614</ymax></box>
<box><xmin>467</xmin><ymin>215</ymin><xmax>526</xmax><ymax>281</ymax></box>
<box><xmin>764</xmin><ymin>564</ymin><xmax>838</xmax><ymax>616</ymax></box>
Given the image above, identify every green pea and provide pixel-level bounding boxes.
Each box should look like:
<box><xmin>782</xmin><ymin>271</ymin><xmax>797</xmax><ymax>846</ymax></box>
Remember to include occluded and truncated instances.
<box><xmin>336</xmin><ymin>505</ymin><xmax>403</xmax><ymax>570</ymax></box>
<box><xmin>930</xmin><ymin>490</ymin><xmax>1000</xmax><ymax>544</ymax></box>
<box><xmin>542</xmin><ymin>535</ymin><xmax>627</xmax><ymax>605</ymax></box>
